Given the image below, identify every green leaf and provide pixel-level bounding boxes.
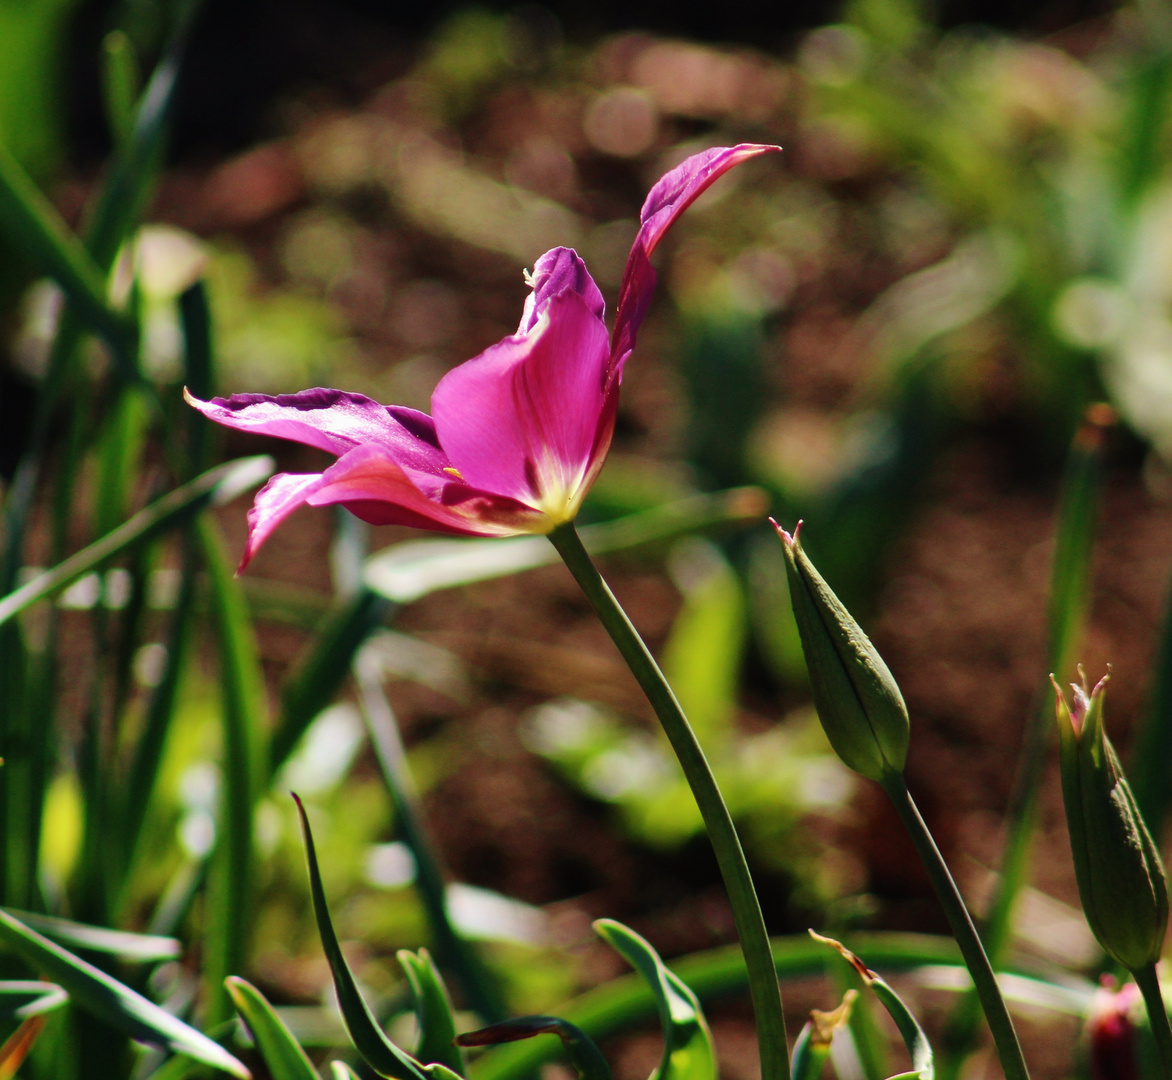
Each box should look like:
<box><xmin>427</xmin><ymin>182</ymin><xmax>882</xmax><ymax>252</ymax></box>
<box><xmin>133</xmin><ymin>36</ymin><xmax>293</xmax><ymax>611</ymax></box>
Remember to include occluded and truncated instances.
<box><xmin>293</xmin><ymin>793</ymin><xmax>428</xmax><ymax>1080</ymax></box>
<box><xmin>399</xmin><ymin>949</ymin><xmax>465</xmax><ymax>1074</ymax></box>
<box><xmin>0</xmin><ymin>908</ymin><xmax>248</xmax><ymax>1075</ymax></box>
<box><xmin>226</xmin><ymin>976</ymin><xmax>318</xmax><ymax>1080</ymax></box>
<box><xmin>458</xmin><ymin>1017</ymin><xmax>611</xmax><ymax>1080</ymax></box>
<box><xmin>593</xmin><ymin>919</ymin><xmax>713</xmax><ymax>1080</ymax></box>
<box><xmin>0</xmin><ymin>980</ymin><xmax>68</xmax><ymax>1021</ymax></box>
<box><xmin>200</xmin><ymin>518</ymin><xmax>268</xmax><ymax>1026</ymax></box>
<box><xmin>364</xmin><ymin>489</ymin><xmax>767</xmax><ymax>604</ymax></box>
<box><xmin>332</xmin><ymin>1065</ymin><xmax>362</xmax><ymax>1080</ymax></box>
<box><xmin>809</xmin><ymin>932</ymin><xmax>932</xmax><ymax>1080</ymax></box>
<box><xmin>0</xmin><ymin>454</ymin><xmax>273</xmax><ymax>627</ymax></box>
<box><xmin>1</xmin><ymin>909</ymin><xmax>179</xmax><ymax>962</ymax></box>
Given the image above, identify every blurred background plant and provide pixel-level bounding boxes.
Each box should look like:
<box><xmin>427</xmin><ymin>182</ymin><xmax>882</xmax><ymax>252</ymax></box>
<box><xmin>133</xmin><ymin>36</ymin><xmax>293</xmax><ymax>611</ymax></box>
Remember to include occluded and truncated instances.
<box><xmin>5</xmin><ymin>0</ymin><xmax>1172</xmax><ymax>1076</ymax></box>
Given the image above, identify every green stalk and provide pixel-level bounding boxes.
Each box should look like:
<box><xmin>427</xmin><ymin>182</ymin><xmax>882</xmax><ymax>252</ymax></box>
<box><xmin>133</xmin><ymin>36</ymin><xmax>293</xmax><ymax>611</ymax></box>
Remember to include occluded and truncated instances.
<box><xmin>880</xmin><ymin>776</ymin><xmax>1029</xmax><ymax>1080</ymax></box>
<box><xmin>547</xmin><ymin>521</ymin><xmax>789</xmax><ymax>1080</ymax></box>
<box><xmin>1134</xmin><ymin>964</ymin><xmax>1172</xmax><ymax>1078</ymax></box>
<box><xmin>355</xmin><ymin>661</ymin><xmax>508</xmax><ymax>1023</ymax></box>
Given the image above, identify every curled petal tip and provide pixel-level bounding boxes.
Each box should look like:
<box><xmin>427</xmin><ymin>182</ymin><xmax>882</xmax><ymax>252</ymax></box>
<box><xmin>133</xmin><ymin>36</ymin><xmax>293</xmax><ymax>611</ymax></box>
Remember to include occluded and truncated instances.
<box><xmin>768</xmin><ymin>517</ymin><xmax>793</xmax><ymax>546</ymax></box>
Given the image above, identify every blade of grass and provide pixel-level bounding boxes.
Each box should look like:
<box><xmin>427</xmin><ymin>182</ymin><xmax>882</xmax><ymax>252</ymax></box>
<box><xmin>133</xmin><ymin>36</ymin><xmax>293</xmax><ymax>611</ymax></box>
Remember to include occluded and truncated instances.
<box><xmin>198</xmin><ymin>518</ymin><xmax>266</xmax><ymax>1028</ymax></box>
<box><xmin>0</xmin><ymin>909</ymin><xmax>247</xmax><ymax>1075</ymax></box>
<box><xmin>101</xmin><ymin>30</ymin><xmax>140</xmax><ymax>150</ymax></box>
<box><xmin>292</xmin><ymin>793</ymin><xmax>429</xmax><ymax>1080</ymax></box>
<box><xmin>0</xmin><ymin>455</ymin><xmax>273</xmax><ymax>628</ymax></box>
<box><xmin>355</xmin><ymin>653</ymin><xmax>507</xmax><ymax>1022</ymax></box>
<box><xmin>0</xmin><ymin>141</ymin><xmax>137</xmax><ymax>365</ymax></box>
<box><xmin>397</xmin><ymin>950</ymin><xmax>465</xmax><ymax>1073</ymax></box>
<box><xmin>226</xmin><ymin>977</ymin><xmax>318</xmax><ymax>1080</ymax></box>
<box><xmin>364</xmin><ymin>488</ymin><xmax>767</xmax><ymax>604</ymax></box>
<box><xmin>2</xmin><ymin>909</ymin><xmax>179</xmax><ymax>962</ymax></box>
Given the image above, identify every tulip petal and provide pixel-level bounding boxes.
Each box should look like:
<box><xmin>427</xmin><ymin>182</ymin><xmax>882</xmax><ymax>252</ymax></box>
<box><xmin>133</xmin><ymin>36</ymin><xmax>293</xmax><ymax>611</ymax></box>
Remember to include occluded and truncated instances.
<box><xmin>518</xmin><ymin>247</ymin><xmax>606</xmax><ymax>334</ymax></box>
<box><xmin>431</xmin><ymin>289</ymin><xmax>611</xmax><ymax>518</ymax></box>
<box><xmin>305</xmin><ymin>444</ymin><xmax>542</xmax><ymax>536</ymax></box>
<box><xmin>184</xmin><ymin>388</ymin><xmax>451</xmax><ymax>477</ymax></box>
<box><xmin>241</xmin><ymin>472</ymin><xmax>330</xmax><ymax>571</ymax></box>
<box><xmin>610</xmin><ymin>143</ymin><xmax>781</xmax><ymax>383</ymax></box>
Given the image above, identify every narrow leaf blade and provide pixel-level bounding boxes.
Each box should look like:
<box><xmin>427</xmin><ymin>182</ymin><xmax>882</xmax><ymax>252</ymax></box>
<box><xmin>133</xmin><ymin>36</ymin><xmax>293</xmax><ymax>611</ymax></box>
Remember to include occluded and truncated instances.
<box><xmin>0</xmin><ymin>909</ymin><xmax>248</xmax><ymax>1075</ymax></box>
<box><xmin>227</xmin><ymin>977</ymin><xmax>319</xmax><ymax>1080</ymax></box>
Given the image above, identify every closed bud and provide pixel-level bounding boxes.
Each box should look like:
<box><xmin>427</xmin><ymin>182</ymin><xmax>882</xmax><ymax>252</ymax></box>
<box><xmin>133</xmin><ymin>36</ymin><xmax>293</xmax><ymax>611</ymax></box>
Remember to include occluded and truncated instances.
<box><xmin>1054</xmin><ymin>668</ymin><xmax>1168</xmax><ymax>972</ymax></box>
<box><xmin>773</xmin><ymin>520</ymin><xmax>909</xmax><ymax>783</ymax></box>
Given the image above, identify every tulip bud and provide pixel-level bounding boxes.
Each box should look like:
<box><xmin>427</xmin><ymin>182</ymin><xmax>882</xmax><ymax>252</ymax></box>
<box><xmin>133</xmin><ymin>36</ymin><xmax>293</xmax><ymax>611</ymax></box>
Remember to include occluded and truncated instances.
<box><xmin>773</xmin><ymin>520</ymin><xmax>909</xmax><ymax>783</ymax></box>
<box><xmin>1088</xmin><ymin>977</ymin><xmax>1141</xmax><ymax>1080</ymax></box>
<box><xmin>1054</xmin><ymin>669</ymin><xmax>1168</xmax><ymax>973</ymax></box>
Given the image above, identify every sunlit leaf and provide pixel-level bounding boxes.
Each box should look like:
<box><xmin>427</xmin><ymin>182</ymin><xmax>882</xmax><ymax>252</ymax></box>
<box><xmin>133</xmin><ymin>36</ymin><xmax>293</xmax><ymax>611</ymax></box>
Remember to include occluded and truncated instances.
<box><xmin>0</xmin><ymin>909</ymin><xmax>248</xmax><ymax>1076</ymax></box>
<box><xmin>2</xmin><ymin>910</ymin><xmax>178</xmax><ymax>963</ymax></box>
<box><xmin>593</xmin><ymin>919</ymin><xmax>713</xmax><ymax>1080</ymax></box>
<box><xmin>226</xmin><ymin>977</ymin><xmax>318</xmax><ymax>1080</ymax></box>
<box><xmin>0</xmin><ymin>1015</ymin><xmax>45</xmax><ymax>1079</ymax></box>
<box><xmin>0</xmin><ymin>980</ymin><xmax>68</xmax><ymax>1022</ymax></box>
<box><xmin>398</xmin><ymin>949</ymin><xmax>465</xmax><ymax>1073</ymax></box>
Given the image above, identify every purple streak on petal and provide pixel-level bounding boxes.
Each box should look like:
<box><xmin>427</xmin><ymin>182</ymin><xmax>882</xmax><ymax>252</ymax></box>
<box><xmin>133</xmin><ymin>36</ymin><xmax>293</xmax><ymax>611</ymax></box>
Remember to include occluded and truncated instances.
<box><xmin>241</xmin><ymin>472</ymin><xmax>327</xmax><ymax>571</ymax></box>
<box><xmin>184</xmin><ymin>387</ymin><xmax>452</xmax><ymax>477</ymax></box>
<box><xmin>609</xmin><ymin>143</ymin><xmax>781</xmax><ymax>385</ymax></box>
<box><xmin>518</xmin><ymin>247</ymin><xmax>606</xmax><ymax>334</ymax></box>
<box><xmin>432</xmin><ymin>289</ymin><xmax>610</xmax><ymax>506</ymax></box>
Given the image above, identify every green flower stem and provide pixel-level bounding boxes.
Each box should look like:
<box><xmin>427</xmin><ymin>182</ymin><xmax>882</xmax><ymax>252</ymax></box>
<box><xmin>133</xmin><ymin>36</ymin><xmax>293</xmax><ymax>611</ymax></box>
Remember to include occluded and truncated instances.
<box><xmin>1134</xmin><ymin>964</ymin><xmax>1172</xmax><ymax>1078</ymax></box>
<box><xmin>880</xmin><ymin>775</ymin><xmax>1029</xmax><ymax>1080</ymax></box>
<box><xmin>548</xmin><ymin>522</ymin><xmax>789</xmax><ymax>1080</ymax></box>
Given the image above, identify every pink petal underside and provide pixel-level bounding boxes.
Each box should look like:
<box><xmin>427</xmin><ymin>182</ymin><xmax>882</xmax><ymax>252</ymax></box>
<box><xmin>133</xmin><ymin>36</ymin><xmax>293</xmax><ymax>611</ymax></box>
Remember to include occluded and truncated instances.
<box><xmin>305</xmin><ymin>443</ymin><xmax>541</xmax><ymax>536</ymax></box>
<box><xmin>185</xmin><ymin>387</ymin><xmax>451</xmax><ymax>476</ymax></box>
<box><xmin>609</xmin><ymin>143</ymin><xmax>781</xmax><ymax>384</ymax></box>
<box><xmin>517</xmin><ymin>247</ymin><xmax>606</xmax><ymax>334</ymax></box>
<box><xmin>241</xmin><ymin>472</ymin><xmax>330</xmax><ymax>571</ymax></box>
<box><xmin>431</xmin><ymin>289</ymin><xmax>611</xmax><ymax>506</ymax></box>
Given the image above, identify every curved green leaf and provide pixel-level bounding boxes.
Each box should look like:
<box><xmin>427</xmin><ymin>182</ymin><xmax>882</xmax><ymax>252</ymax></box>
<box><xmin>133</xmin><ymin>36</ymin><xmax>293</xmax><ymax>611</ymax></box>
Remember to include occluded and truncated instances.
<box><xmin>332</xmin><ymin>1065</ymin><xmax>362</xmax><ymax>1080</ymax></box>
<box><xmin>226</xmin><ymin>977</ymin><xmax>318</xmax><ymax>1080</ymax></box>
<box><xmin>2</xmin><ymin>909</ymin><xmax>179</xmax><ymax>963</ymax></box>
<box><xmin>0</xmin><ymin>980</ymin><xmax>68</xmax><ymax>1022</ymax></box>
<box><xmin>810</xmin><ymin>933</ymin><xmax>932</xmax><ymax>1080</ymax></box>
<box><xmin>364</xmin><ymin>488</ymin><xmax>767</xmax><ymax>604</ymax></box>
<box><xmin>0</xmin><ymin>909</ymin><xmax>248</xmax><ymax>1076</ymax></box>
<box><xmin>399</xmin><ymin>949</ymin><xmax>464</xmax><ymax>1074</ymax></box>
<box><xmin>293</xmin><ymin>793</ymin><xmax>427</xmax><ymax>1080</ymax></box>
<box><xmin>458</xmin><ymin>1017</ymin><xmax>610</xmax><ymax>1080</ymax></box>
<box><xmin>593</xmin><ymin>919</ymin><xmax>713</xmax><ymax>1080</ymax></box>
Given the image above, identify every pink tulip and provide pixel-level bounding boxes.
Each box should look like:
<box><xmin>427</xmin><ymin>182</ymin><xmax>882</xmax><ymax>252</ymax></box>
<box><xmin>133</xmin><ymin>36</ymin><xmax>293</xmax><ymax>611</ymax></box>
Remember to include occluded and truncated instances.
<box><xmin>187</xmin><ymin>144</ymin><xmax>779</xmax><ymax>568</ymax></box>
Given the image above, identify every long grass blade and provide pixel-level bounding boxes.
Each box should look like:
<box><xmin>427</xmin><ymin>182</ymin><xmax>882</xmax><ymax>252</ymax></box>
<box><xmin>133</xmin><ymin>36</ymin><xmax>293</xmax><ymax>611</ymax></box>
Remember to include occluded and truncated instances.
<box><xmin>355</xmin><ymin>650</ymin><xmax>507</xmax><ymax>1023</ymax></box>
<box><xmin>292</xmin><ymin>793</ymin><xmax>428</xmax><ymax>1080</ymax></box>
<box><xmin>0</xmin><ymin>141</ymin><xmax>137</xmax><ymax>361</ymax></box>
<box><xmin>198</xmin><ymin>518</ymin><xmax>266</xmax><ymax>1027</ymax></box>
<box><xmin>0</xmin><ymin>909</ymin><xmax>248</xmax><ymax>1075</ymax></box>
<box><xmin>0</xmin><ymin>455</ymin><xmax>273</xmax><ymax>627</ymax></box>
<box><xmin>226</xmin><ymin>977</ymin><xmax>318</xmax><ymax>1080</ymax></box>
